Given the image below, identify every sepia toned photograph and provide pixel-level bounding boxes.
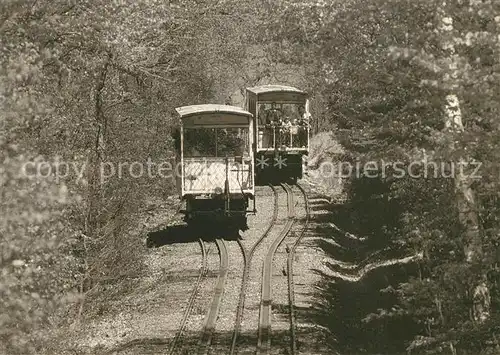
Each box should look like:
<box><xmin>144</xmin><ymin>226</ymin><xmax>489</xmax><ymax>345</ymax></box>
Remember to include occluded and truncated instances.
<box><xmin>1</xmin><ymin>0</ymin><xmax>499</xmax><ymax>354</ymax></box>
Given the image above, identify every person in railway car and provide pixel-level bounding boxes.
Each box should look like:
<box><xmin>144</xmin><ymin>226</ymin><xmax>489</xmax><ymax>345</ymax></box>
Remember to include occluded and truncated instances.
<box><xmin>266</xmin><ymin>102</ymin><xmax>281</xmax><ymax>124</ymax></box>
<box><xmin>257</xmin><ymin>104</ymin><xmax>272</xmax><ymax>148</ymax></box>
<box><xmin>265</xmin><ymin>102</ymin><xmax>284</xmax><ymax>147</ymax></box>
<box><xmin>258</xmin><ymin>104</ymin><xmax>268</xmax><ymax>124</ymax></box>
<box><xmin>298</xmin><ymin>104</ymin><xmax>306</xmax><ymax>122</ymax></box>
<box><xmin>297</xmin><ymin>104</ymin><xmax>309</xmax><ymax>148</ymax></box>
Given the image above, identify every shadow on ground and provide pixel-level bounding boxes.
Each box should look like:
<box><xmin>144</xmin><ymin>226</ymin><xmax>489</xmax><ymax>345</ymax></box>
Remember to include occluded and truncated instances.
<box><xmin>100</xmin><ymin>327</ymin><xmax>320</xmax><ymax>355</ymax></box>
<box><xmin>301</xmin><ymin>177</ymin><xmax>423</xmax><ymax>354</ymax></box>
<box><xmin>304</xmin><ymin>260</ymin><xmax>422</xmax><ymax>354</ymax></box>
<box><xmin>146</xmin><ymin>222</ymin><xmax>242</xmax><ymax>248</ymax></box>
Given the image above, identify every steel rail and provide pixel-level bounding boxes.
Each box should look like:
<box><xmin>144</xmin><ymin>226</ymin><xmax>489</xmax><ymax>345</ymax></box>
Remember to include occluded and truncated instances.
<box><xmin>230</xmin><ymin>185</ymin><xmax>279</xmax><ymax>355</ymax></box>
<box><xmin>257</xmin><ymin>183</ymin><xmax>295</xmax><ymax>355</ymax></box>
<box><xmin>169</xmin><ymin>238</ymin><xmax>207</xmax><ymax>355</ymax></box>
<box><xmin>198</xmin><ymin>238</ymin><xmax>229</xmax><ymax>355</ymax></box>
<box><xmin>286</xmin><ymin>183</ymin><xmax>310</xmax><ymax>355</ymax></box>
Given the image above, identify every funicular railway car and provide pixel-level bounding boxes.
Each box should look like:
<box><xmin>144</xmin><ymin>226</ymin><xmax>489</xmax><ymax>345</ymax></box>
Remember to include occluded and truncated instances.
<box><xmin>244</xmin><ymin>85</ymin><xmax>311</xmax><ymax>183</ymax></box>
<box><xmin>174</xmin><ymin>104</ymin><xmax>255</xmax><ymax>230</ymax></box>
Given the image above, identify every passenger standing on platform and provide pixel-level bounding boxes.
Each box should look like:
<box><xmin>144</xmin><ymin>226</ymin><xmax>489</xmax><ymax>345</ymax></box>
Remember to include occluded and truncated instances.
<box><xmin>259</xmin><ymin>104</ymin><xmax>268</xmax><ymax>125</ymax></box>
<box><xmin>263</xmin><ymin>102</ymin><xmax>281</xmax><ymax>148</ymax></box>
<box><xmin>298</xmin><ymin>105</ymin><xmax>307</xmax><ymax>123</ymax></box>
<box><xmin>258</xmin><ymin>104</ymin><xmax>272</xmax><ymax>148</ymax></box>
<box><xmin>297</xmin><ymin>104</ymin><xmax>309</xmax><ymax>148</ymax></box>
<box><xmin>266</xmin><ymin>102</ymin><xmax>281</xmax><ymax>124</ymax></box>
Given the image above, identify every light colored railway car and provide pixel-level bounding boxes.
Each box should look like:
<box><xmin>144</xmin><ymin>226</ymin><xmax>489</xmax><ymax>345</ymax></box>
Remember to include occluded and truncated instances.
<box><xmin>244</xmin><ymin>84</ymin><xmax>310</xmax><ymax>183</ymax></box>
<box><xmin>175</xmin><ymin>104</ymin><xmax>255</xmax><ymax>230</ymax></box>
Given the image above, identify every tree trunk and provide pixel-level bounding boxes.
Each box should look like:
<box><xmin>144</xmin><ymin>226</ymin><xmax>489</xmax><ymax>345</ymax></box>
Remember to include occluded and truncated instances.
<box><xmin>86</xmin><ymin>51</ymin><xmax>112</xmax><ymax>240</ymax></box>
<box><xmin>438</xmin><ymin>3</ymin><xmax>490</xmax><ymax>324</ymax></box>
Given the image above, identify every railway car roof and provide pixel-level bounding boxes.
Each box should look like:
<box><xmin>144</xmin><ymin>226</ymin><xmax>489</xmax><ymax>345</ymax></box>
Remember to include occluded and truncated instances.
<box><xmin>246</xmin><ymin>84</ymin><xmax>306</xmax><ymax>95</ymax></box>
<box><xmin>175</xmin><ymin>104</ymin><xmax>252</xmax><ymax>119</ymax></box>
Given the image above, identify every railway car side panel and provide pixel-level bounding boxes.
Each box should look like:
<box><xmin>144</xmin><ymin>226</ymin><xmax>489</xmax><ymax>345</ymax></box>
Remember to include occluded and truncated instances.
<box><xmin>183</xmin><ymin>158</ymin><xmax>253</xmax><ymax>195</ymax></box>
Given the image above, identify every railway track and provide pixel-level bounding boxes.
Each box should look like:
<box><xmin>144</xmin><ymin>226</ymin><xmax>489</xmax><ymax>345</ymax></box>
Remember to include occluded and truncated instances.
<box><xmin>286</xmin><ymin>183</ymin><xmax>310</xmax><ymax>354</ymax></box>
<box><xmin>198</xmin><ymin>238</ymin><xmax>229</xmax><ymax>355</ymax></box>
<box><xmin>170</xmin><ymin>183</ymin><xmax>307</xmax><ymax>355</ymax></box>
<box><xmin>257</xmin><ymin>183</ymin><xmax>296</xmax><ymax>355</ymax></box>
<box><xmin>168</xmin><ymin>239</ymin><xmax>208</xmax><ymax>355</ymax></box>
<box><xmin>230</xmin><ymin>185</ymin><xmax>279</xmax><ymax>355</ymax></box>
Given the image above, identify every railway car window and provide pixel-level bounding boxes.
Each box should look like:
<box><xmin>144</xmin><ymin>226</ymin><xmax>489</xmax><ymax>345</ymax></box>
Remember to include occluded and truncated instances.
<box><xmin>183</xmin><ymin>127</ymin><xmax>249</xmax><ymax>158</ymax></box>
<box><xmin>216</xmin><ymin>128</ymin><xmax>249</xmax><ymax>157</ymax></box>
<box><xmin>183</xmin><ymin>128</ymin><xmax>216</xmax><ymax>157</ymax></box>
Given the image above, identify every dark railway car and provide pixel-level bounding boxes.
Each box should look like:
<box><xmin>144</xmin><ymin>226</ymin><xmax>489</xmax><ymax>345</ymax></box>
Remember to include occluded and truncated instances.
<box><xmin>244</xmin><ymin>85</ymin><xmax>311</xmax><ymax>183</ymax></box>
<box><xmin>175</xmin><ymin>104</ymin><xmax>255</xmax><ymax>230</ymax></box>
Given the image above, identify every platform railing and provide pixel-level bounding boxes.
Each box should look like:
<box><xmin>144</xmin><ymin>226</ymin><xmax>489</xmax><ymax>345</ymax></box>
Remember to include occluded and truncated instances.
<box><xmin>258</xmin><ymin>124</ymin><xmax>309</xmax><ymax>150</ymax></box>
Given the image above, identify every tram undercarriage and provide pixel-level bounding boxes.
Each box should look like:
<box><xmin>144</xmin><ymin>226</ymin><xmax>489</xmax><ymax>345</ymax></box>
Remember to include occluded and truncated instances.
<box><xmin>255</xmin><ymin>152</ymin><xmax>304</xmax><ymax>184</ymax></box>
<box><xmin>181</xmin><ymin>194</ymin><xmax>252</xmax><ymax>231</ymax></box>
